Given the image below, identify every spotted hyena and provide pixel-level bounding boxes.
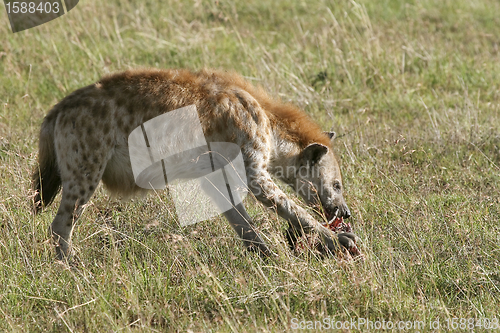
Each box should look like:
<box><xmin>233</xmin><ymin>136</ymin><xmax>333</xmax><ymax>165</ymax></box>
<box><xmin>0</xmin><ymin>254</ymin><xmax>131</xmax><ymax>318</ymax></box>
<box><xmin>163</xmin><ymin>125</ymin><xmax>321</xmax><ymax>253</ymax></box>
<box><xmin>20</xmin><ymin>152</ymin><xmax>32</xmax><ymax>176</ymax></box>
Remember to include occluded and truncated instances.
<box><xmin>32</xmin><ymin>68</ymin><xmax>357</xmax><ymax>260</ymax></box>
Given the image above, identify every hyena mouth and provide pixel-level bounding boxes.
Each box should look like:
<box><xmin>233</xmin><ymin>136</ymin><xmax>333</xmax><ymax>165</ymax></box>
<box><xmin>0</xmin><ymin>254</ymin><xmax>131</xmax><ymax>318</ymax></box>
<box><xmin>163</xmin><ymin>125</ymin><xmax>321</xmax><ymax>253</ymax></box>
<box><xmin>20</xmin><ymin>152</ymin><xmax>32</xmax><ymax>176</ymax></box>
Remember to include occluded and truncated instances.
<box><xmin>324</xmin><ymin>208</ymin><xmax>352</xmax><ymax>233</ymax></box>
<box><xmin>324</xmin><ymin>207</ymin><xmax>339</xmax><ymax>222</ymax></box>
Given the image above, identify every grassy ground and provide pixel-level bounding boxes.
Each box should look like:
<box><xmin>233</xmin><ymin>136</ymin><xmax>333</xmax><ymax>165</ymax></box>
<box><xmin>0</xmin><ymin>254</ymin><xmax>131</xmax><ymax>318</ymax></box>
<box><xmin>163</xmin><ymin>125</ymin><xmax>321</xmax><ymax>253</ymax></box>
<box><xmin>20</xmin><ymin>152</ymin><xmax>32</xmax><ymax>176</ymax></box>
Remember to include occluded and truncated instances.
<box><xmin>1</xmin><ymin>0</ymin><xmax>500</xmax><ymax>331</ymax></box>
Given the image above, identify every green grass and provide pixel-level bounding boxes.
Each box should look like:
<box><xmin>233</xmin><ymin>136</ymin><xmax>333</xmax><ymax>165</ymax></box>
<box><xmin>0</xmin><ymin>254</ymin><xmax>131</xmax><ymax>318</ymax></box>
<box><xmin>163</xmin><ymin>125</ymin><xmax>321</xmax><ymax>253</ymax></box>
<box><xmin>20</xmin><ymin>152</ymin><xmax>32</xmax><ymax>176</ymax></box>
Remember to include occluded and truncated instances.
<box><xmin>1</xmin><ymin>0</ymin><xmax>500</xmax><ymax>331</ymax></box>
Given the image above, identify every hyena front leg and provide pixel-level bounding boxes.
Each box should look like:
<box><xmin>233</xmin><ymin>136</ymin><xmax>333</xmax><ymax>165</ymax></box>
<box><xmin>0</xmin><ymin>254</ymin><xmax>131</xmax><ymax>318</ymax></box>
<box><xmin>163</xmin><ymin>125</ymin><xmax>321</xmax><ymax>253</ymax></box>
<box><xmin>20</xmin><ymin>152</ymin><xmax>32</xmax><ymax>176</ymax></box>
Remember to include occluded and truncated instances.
<box><xmin>199</xmin><ymin>175</ymin><xmax>272</xmax><ymax>257</ymax></box>
<box><xmin>247</xmin><ymin>169</ymin><xmax>346</xmax><ymax>255</ymax></box>
<box><xmin>222</xmin><ymin>202</ymin><xmax>272</xmax><ymax>257</ymax></box>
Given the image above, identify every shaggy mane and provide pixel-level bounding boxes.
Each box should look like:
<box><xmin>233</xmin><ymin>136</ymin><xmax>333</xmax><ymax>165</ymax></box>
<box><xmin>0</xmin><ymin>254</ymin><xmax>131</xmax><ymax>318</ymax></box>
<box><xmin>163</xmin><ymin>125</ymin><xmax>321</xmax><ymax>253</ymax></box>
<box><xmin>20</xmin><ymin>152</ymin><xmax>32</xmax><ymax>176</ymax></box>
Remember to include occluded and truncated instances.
<box><xmin>101</xmin><ymin>68</ymin><xmax>331</xmax><ymax>148</ymax></box>
<box><xmin>198</xmin><ymin>69</ymin><xmax>331</xmax><ymax>148</ymax></box>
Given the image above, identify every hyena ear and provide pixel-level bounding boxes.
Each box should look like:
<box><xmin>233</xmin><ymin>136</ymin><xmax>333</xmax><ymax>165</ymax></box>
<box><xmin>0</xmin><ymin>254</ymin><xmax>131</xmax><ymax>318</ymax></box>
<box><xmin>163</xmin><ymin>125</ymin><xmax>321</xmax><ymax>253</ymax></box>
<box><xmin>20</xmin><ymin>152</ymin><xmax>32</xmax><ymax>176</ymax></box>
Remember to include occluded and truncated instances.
<box><xmin>300</xmin><ymin>143</ymin><xmax>329</xmax><ymax>167</ymax></box>
<box><xmin>324</xmin><ymin>131</ymin><xmax>336</xmax><ymax>141</ymax></box>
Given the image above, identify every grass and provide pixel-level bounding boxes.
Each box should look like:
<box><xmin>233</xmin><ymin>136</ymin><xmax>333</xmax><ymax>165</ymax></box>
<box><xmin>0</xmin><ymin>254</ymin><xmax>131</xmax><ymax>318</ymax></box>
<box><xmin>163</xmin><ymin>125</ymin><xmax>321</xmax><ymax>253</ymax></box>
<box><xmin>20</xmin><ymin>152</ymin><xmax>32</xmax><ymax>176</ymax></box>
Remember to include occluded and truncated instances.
<box><xmin>1</xmin><ymin>0</ymin><xmax>500</xmax><ymax>331</ymax></box>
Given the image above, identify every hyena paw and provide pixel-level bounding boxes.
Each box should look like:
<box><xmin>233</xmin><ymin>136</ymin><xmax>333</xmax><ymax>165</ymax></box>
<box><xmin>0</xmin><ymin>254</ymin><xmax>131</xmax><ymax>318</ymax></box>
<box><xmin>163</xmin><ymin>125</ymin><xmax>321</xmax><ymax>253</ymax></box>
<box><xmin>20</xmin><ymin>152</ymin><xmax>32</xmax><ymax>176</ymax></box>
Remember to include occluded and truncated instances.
<box><xmin>55</xmin><ymin>246</ymin><xmax>72</xmax><ymax>262</ymax></box>
<box><xmin>53</xmin><ymin>238</ymin><xmax>71</xmax><ymax>262</ymax></box>
<box><xmin>336</xmin><ymin>232</ymin><xmax>361</xmax><ymax>257</ymax></box>
<box><xmin>245</xmin><ymin>242</ymin><xmax>276</xmax><ymax>259</ymax></box>
<box><xmin>285</xmin><ymin>227</ymin><xmax>362</xmax><ymax>259</ymax></box>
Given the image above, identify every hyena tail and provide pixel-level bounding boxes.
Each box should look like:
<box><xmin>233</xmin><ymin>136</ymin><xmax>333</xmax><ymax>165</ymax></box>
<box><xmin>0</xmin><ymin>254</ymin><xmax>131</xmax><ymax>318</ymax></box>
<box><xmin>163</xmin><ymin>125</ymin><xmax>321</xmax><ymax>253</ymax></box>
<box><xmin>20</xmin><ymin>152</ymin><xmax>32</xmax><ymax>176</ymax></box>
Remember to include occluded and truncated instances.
<box><xmin>32</xmin><ymin>112</ymin><xmax>61</xmax><ymax>214</ymax></box>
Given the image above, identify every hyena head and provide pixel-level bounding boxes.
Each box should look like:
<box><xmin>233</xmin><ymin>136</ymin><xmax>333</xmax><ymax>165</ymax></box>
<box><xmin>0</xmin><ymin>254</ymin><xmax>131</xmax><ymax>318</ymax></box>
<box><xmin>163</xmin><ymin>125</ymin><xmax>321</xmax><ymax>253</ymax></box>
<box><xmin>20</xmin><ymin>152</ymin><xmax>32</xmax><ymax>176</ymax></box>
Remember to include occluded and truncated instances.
<box><xmin>292</xmin><ymin>139</ymin><xmax>351</xmax><ymax>222</ymax></box>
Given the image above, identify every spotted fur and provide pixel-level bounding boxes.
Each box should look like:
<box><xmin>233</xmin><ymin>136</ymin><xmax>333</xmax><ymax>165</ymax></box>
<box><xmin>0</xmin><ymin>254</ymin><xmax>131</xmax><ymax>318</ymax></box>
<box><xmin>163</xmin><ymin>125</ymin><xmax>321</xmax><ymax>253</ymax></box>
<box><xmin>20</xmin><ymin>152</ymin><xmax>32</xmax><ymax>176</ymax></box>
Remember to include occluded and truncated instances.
<box><xmin>32</xmin><ymin>68</ymin><xmax>354</xmax><ymax>260</ymax></box>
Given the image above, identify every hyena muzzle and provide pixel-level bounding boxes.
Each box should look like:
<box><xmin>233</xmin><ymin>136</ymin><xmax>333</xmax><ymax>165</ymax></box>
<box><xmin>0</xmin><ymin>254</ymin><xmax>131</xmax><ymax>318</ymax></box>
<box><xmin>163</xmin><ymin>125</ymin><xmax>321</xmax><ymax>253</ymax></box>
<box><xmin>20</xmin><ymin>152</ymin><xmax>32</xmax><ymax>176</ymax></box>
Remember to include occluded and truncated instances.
<box><xmin>31</xmin><ymin>68</ymin><xmax>358</xmax><ymax>261</ymax></box>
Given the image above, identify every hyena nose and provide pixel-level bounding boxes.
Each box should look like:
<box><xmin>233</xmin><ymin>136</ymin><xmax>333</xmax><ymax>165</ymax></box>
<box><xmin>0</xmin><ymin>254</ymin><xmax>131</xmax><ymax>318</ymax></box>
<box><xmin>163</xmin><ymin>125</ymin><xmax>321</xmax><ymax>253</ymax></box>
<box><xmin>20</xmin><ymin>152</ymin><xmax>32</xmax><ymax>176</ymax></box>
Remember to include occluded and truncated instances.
<box><xmin>343</xmin><ymin>206</ymin><xmax>351</xmax><ymax>219</ymax></box>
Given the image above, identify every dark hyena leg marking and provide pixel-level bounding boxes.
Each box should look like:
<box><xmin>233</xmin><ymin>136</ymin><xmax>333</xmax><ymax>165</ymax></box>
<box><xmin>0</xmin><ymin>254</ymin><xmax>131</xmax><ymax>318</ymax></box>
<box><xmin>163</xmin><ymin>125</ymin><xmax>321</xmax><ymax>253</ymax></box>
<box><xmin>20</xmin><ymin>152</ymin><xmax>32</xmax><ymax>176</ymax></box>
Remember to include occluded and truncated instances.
<box><xmin>284</xmin><ymin>222</ymin><xmax>301</xmax><ymax>251</ymax></box>
<box><xmin>222</xmin><ymin>203</ymin><xmax>272</xmax><ymax>257</ymax></box>
<box><xmin>199</xmin><ymin>173</ymin><xmax>272</xmax><ymax>257</ymax></box>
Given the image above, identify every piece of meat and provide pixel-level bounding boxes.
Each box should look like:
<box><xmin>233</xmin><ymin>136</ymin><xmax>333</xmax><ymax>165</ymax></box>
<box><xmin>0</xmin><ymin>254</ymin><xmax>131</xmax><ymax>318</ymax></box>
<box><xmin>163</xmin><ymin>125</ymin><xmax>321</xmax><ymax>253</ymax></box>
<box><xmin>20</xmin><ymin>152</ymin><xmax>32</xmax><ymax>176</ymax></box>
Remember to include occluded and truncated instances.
<box><xmin>324</xmin><ymin>217</ymin><xmax>352</xmax><ymax>233</ymax></box>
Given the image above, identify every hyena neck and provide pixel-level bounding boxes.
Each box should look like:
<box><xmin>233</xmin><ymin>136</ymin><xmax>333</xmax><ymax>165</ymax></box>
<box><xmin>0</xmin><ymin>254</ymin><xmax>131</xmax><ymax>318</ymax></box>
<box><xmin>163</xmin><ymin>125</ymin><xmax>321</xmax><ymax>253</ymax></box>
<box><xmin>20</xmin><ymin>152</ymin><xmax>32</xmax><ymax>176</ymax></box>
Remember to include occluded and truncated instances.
<box><xmin>263</xmin><ymin>103</ymin><xmax>330</xmax><ymax>179</ymax></box>
<box><xmin>268</xmin><ymin>128</ymin><xmax>302</xmax><ymax>183</ymax></box>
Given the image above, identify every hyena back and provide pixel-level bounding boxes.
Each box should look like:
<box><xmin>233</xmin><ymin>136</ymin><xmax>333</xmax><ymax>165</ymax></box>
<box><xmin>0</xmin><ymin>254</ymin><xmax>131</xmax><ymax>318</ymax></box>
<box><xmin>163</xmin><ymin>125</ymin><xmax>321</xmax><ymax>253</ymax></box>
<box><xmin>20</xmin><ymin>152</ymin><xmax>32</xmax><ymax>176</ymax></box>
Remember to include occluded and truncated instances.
<box><xmin>32</xmin><ymin>68</ymin><xmax>356</xmax><ymax>260</ymax></box>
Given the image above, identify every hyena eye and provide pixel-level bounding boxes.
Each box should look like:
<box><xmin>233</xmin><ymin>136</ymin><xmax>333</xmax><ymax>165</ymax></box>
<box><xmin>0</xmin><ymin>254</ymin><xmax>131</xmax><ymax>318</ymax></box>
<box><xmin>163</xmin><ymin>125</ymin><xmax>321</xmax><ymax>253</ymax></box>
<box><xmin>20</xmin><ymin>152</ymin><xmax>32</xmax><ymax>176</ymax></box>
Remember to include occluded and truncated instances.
<box><xmin>333</xmin><ymin>181</ymin><xmax>342</xmax><ymax>191</ymax></box>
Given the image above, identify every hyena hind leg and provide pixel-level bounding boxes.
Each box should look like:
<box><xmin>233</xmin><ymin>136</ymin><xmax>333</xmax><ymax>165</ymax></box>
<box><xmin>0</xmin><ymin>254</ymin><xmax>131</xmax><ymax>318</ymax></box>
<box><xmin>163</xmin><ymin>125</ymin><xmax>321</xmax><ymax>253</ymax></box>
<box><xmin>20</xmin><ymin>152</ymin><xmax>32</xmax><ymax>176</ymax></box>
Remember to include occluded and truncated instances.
<box><xmin>50</xmin><ymin>178</ymin><xmax>100</xmax><ymax>261</ymax></box>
